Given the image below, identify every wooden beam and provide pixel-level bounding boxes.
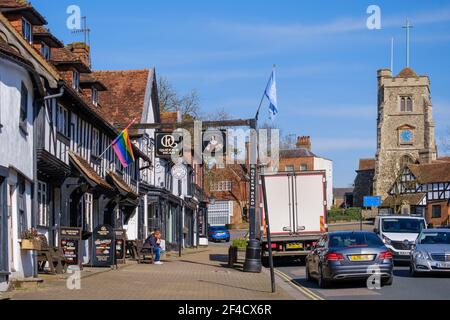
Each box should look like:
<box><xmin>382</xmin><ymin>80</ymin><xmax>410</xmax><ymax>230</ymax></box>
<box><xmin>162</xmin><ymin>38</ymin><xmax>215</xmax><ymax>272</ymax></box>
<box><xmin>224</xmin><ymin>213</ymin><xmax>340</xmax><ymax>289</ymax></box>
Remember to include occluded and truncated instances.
<box><xmin>115</xmin><ymin>119</ymin><xmax>256</xmax><ymax>130</ymax></box>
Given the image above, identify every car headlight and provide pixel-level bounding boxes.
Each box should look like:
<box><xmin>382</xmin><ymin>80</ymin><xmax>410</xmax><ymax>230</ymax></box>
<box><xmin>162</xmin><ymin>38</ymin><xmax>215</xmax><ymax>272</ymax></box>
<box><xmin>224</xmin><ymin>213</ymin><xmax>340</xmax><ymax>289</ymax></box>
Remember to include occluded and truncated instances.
<box><xmin>382</xmin><ymin>235</ymin><xmax>392</xmax><ymax>245</ymax></box>
<box><xmin>414</xmin><ymin>251</ymin><xmax>430</xmax><ymax>260</ymax></box>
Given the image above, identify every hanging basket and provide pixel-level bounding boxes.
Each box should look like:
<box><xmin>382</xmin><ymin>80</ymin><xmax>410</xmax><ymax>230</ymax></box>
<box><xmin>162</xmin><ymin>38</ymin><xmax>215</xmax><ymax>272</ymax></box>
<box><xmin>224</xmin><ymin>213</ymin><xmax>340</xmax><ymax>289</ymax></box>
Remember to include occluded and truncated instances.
<box><xmin>21</xmin><ymin>239</ymin><xmax>41</xmax><ymax>251</ymax></box>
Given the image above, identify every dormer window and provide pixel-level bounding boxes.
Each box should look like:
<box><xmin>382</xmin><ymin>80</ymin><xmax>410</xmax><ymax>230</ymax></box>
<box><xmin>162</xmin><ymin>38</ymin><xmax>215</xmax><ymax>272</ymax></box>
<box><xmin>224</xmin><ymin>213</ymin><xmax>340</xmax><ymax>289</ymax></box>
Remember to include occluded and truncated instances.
<box><xmin>92</xmin><ymin>88</ymin><xmax>98</xmax><ymax>106</ymax></box>
<box><xmin>40</xmin><ymin>42</ymin><xmax>50</xmax><ymax>61</ymax></box>
<box><xmin>400</xmin><ymin>96</ymin><xmax>413</xmax><ymax>112</ymax></box>
<box><xmin>72</xmin><ymin>70</ymin><xmax>80</xmax><ymax>91</ymax></box>
<box><xmin>21</xmin><ymin>18</ymin><xmax>33</xmax><ymax>44</ymax></box>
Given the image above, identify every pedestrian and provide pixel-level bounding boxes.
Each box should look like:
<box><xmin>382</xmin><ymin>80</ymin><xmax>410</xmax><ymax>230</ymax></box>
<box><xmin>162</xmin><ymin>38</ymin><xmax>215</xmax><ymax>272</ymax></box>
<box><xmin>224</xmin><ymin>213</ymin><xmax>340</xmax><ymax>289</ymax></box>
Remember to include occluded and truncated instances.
<box><xmin>145</xmin><ymin>230</ymin><xmax>163</xmax><ymax>265</ymax></box>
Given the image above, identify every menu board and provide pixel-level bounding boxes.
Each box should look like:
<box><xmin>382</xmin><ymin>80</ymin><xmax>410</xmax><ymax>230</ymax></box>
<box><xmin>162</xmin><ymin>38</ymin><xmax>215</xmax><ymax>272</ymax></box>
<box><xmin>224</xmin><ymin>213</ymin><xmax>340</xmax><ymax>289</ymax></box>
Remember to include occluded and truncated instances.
<box><xmin>114</xmin><ymin>229</ymin><xmax>126</xmax><ymax>264</ymax></box>
<box><xmin>92</xmin><ymin>225</ymin><xmax>115</xmax><ymax>267</ymax></box>
<box><xmin>60</xmin><ymin>227</ymin><xmax>82</xmax><ymax>267</ymax></box>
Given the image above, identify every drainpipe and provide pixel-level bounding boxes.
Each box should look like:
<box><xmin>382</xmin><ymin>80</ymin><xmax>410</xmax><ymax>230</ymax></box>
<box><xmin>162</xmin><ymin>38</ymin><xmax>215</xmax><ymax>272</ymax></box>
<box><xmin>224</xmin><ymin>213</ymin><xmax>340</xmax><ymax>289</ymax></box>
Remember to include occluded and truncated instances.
<box><xmin>42</xmin><ymin>86</ymin><xmax>65</xmax><ymax>101</ymax></box>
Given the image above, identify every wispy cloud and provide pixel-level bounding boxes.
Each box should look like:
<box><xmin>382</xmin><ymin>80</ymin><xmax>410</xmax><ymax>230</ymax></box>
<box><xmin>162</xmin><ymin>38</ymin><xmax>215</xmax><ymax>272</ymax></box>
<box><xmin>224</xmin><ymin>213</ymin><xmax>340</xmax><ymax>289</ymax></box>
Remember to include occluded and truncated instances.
<box><xmin>210</xmin><ymin>6</ymin><xmax>450</xmax><ymax>42</ymax></box>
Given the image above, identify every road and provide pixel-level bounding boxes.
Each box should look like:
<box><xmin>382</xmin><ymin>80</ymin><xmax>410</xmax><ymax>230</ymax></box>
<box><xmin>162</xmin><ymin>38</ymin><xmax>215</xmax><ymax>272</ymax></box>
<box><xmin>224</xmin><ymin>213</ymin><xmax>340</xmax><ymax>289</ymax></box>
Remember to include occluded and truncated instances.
<box><xmin>274</xmin><ymin>258</ymin><xmax>450</xmax><ymax>300</ymax></box>
<box><xmin>221</xmin><ymin>226</ymin><xmax>450</xmax><ymax>300</ymax></box>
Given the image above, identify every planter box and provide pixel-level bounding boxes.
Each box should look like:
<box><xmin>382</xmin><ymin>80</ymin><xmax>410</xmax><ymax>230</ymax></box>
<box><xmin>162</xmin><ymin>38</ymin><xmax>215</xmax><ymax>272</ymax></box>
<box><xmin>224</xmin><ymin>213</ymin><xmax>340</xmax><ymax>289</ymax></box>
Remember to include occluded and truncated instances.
<box><xmin>21</xmin><ymin>239</ymin><xmax>41</xmax><ymax>251</ymax></box>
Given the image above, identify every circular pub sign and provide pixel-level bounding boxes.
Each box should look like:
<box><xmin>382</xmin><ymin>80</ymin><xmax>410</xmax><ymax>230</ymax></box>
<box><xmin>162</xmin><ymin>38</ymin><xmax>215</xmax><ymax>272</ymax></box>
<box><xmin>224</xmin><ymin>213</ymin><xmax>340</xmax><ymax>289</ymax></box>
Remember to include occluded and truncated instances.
<box><xmin>91</xmin><ymin>225</ymin><xmax>115</xmax><ymax>267</ymax></box>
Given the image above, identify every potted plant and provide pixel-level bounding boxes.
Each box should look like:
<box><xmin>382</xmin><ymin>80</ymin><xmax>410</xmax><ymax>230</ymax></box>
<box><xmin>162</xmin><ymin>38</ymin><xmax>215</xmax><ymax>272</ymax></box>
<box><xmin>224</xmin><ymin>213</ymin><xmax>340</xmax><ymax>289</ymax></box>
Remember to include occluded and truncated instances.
<box><xmin>228</xmin><ymin>238</ymin><xmax>248</xmax><ymax>267</ymax></box>
<box><xmin>20</xmin><ymin>228</ymin><xmax>41</xmax><ymax>251</ymax></box>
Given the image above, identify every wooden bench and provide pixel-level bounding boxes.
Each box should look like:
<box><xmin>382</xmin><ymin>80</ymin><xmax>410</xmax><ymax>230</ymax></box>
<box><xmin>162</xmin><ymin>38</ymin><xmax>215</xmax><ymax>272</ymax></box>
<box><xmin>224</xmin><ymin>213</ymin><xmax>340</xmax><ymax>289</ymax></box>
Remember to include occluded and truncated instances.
<box><xmin>135</xmin><ymin>240</ymin><xmax>154</xmax><ymax>264</ymax></box>
<box><xmin>37</xmin><ymin>235</ymin><xmax>68</xmax><ymax>275</ymax></box>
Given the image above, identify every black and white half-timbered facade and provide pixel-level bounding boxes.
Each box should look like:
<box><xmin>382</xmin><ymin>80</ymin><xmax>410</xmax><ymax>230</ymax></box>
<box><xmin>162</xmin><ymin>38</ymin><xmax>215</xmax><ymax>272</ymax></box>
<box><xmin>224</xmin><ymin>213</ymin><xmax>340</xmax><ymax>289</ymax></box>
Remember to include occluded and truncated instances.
<box><xmin>381</xmin><ymin>160</ymin><xmax>450</xmax><ymax>226</ymax></box>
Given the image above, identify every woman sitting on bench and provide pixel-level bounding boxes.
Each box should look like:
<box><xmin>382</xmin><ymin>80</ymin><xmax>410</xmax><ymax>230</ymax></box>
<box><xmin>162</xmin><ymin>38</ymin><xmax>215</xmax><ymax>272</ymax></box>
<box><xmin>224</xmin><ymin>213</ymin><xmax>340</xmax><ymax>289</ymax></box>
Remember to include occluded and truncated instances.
<box><xmin>144</xmin><ymin>231</ymin><xmax>163</xmax><ymax>265</ymax></box>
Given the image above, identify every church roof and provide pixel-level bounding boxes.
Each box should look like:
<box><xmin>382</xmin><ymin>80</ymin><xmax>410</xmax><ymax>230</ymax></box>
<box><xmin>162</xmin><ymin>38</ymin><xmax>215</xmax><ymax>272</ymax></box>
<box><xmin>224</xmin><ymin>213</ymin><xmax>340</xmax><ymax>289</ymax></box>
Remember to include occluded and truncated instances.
<box><xmin>397</xmin><ymin>67</ymin><xmax>418</xmax><ymax>78</ymax></box>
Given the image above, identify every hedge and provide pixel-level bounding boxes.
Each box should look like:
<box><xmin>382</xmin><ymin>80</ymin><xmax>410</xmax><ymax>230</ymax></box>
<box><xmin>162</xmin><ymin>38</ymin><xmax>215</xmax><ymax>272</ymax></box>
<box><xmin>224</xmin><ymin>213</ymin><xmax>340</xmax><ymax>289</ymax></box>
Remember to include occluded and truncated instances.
<box><xmin>327</xmin><ymin>207</ymin><xmax>362</xmax><ymax>223</ymax></box>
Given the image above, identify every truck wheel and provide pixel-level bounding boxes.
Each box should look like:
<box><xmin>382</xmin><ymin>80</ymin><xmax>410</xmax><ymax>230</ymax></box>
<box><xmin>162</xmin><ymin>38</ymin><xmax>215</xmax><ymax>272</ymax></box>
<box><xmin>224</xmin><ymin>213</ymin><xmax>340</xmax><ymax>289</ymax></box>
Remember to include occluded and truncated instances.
<box><xmin>318</xmin><ymin>266</ymin><xmax>329</xmax><ymax>289</ymax></box>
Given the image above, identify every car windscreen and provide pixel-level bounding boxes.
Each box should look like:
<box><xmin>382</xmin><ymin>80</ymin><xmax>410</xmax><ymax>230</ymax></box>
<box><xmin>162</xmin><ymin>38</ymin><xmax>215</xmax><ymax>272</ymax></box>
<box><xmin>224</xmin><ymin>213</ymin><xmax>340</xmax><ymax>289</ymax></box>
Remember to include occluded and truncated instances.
<box><xmin>329</xmin><ymin>233</ymin><xmax>384</xmax><ymax>248</ymax></box>
<box><xmin>382</xmin><ymin>218</ymin><xmax>425</xmax><ymax>233</ymax></box>
<box><xmin>418</xmin><ymin>232</ymin><xmax>450</xmax><ymax>244</ymax></box>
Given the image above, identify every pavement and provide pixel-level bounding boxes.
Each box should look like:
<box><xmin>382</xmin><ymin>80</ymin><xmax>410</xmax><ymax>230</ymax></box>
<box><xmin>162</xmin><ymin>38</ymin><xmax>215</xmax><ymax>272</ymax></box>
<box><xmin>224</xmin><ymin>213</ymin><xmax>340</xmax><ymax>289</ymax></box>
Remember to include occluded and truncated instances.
<box><xmin>1</xmin><ymin>243</ymin><xmax>308</xmax><ymax>300</ymax></box>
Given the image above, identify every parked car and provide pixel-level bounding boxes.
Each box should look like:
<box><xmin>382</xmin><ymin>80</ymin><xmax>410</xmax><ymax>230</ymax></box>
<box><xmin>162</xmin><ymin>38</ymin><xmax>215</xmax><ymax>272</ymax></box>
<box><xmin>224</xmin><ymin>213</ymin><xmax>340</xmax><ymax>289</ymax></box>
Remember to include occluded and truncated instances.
<box><xmin>374</xmin><ymin>215</ymin><xmax>427</xmax><ymax>262</ymax></box>
<box><xmin>410</xmin><ymin>229</ymin><xmax>450</xmax><ymax>276</ymax></box>
<box><xmin>306</xmin><ymin>231</ymin><xmax>394</xmax><ymax>288</ymax></box>
<box><xmin>208</xmin><ymin>226</ymin><xmax>230</xmax><ymax>243</ymax></box>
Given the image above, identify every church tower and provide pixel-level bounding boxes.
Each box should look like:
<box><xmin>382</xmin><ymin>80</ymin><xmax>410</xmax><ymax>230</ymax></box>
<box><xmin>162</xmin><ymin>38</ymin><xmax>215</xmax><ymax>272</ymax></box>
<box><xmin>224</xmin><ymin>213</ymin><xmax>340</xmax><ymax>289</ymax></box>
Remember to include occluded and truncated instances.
<box><xmin>373</xmin><ymin>67</ymin><xmax>437</xmax><ymax>198</ymax></box>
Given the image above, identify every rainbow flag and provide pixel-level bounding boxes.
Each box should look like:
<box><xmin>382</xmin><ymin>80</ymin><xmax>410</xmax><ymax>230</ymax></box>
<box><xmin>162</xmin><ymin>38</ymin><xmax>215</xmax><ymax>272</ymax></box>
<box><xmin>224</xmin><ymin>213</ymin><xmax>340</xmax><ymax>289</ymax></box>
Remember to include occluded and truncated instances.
<box><xmin>112</xmin><ymin>129</ymin><xmax>135</xmax><ymax>168</ymax></box>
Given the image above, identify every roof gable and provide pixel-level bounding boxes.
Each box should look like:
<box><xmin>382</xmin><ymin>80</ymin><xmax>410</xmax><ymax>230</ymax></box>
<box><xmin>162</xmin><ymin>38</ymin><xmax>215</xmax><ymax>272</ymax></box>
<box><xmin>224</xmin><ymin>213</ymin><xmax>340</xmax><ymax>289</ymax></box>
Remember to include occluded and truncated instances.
<box><xmin>92</xmin><ymin>69</ymin><xmax>150</xmax><ymax>130</ymax></box>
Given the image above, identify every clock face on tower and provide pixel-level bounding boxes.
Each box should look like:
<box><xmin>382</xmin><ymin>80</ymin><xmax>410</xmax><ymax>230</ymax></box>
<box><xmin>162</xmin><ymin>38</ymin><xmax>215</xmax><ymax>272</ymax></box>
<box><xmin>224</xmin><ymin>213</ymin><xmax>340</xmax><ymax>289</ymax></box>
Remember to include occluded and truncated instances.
<box><xmin>400</xmin><ymin>129</ymin><xmax>413</xmax><ymax>144</ymax></box>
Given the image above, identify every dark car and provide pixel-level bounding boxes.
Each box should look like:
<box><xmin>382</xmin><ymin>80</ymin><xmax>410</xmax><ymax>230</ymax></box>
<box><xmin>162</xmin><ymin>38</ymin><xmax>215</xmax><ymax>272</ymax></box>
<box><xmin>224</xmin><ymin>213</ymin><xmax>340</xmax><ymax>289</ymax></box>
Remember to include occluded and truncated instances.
<box><xmin>306</xmin><ymin>231</ymin><xmax>394</xmax><ymax>288</ymax></box>
<box><xmin>209</xmin><ymin>226</ymin><xmax>230</xmax><ymax>243</ymax></box>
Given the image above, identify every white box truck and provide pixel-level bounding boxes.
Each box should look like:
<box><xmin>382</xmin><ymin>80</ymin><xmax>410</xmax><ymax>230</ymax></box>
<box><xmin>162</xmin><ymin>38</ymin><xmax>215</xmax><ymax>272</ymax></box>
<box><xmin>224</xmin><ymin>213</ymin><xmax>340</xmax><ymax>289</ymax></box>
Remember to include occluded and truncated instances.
<box><xmin>261</xmin><ymin>171</ymin><xmax>328</xmax><ymax>259</ymax></box>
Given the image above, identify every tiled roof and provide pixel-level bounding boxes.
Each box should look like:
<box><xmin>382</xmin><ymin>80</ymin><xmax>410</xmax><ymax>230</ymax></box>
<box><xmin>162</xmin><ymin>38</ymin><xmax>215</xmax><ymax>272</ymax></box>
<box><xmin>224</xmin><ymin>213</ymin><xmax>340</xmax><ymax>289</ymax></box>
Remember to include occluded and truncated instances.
<box><xmin>161</xmin><ymin>111</ymin><xmax>179</xmax><ymax>124</ymax></box>
<box><xmin>358</xmin><ymin>158</ymin><xmax>375</xmax><ymax>171</ymax></box>
<box><xmin>32</xmin><ymin>25</ymin><xmax>64</xmax><ymax>48</ymax></box>
<box><xmin>397</xmin><ymin>67</ymin><xmax>418</xmax><ymax>78</ymax></box>
<box><xmin>51</xmin><ymin>47</ymin><xmax>90</xmax><ymax>72</ymax></box>
<box><xmin>80</xmin><ymin>73</ymin><xmax>107</xmax><ymax>91</ymax></box>
<box><xmin>0</xmin><ymin>37</ymin><xmax>31</xmax><ymax>66</ymax></box>
<box><xmin>408</xmin><ymin>162</ymin><xmax>450</xmax><ymax>184</ymax></box>
<box><xmin>0</xmin><ymin>0</ymin><xmax>29</xmax><ymax>8</ymax></box>
<box><xmin>333</xmin><ymin>188</ymin><xmax>354</xmax><ymax>198</ymax></box>
<box><xmin>68</xmin><ymin>152</ymin><xmax>114</xmax><ymax>191</ymax></box>
<box><xmin>92</xmin><ymin>70</ymin><xmax>150</xmax><ymax>129</ymax></box>
<box><xmin>0</xmin><ymin>0</ymin><xmax>47</xmax><ymax>25</ymax></box>
<box><xmin>107</xmin><ymin>171</ymin><xmax>138</xmax><ymax>198</ymax></box>
<box><xmin>434</xmin><ymin>157</ymin><xmax>450</xmax><ymax>163</ymax></box>
<box><xmin>280</xmin><ymin>148</ymin><xmax>316</xmax><ymax>158</ymax></box>
<box><xmin>381</xmin><ymin>193</ymin><xmax>426</xmax><ymax>208</ymax></box>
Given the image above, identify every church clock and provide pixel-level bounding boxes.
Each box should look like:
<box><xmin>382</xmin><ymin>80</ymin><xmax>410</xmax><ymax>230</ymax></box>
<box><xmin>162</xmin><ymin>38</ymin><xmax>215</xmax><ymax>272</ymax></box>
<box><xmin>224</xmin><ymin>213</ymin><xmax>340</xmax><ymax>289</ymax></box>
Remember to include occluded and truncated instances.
<box><xmin>400</xmin><ymin>129</ymin><xmax>413</xmax><ymax>144</ymax></box>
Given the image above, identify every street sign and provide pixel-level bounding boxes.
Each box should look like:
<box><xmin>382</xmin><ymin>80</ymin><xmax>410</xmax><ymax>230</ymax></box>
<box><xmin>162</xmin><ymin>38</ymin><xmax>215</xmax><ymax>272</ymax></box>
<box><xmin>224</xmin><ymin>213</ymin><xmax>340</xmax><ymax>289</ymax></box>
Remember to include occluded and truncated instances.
<box><xmin>202</xmin><ymin>129</ymin><xmax>227</xmax><ymax>156</ymax></box>
<box><xmin>364</xmin><ymin>196</ymin><xmax>382</xmax><ymax>207</ymax></box>
<box><xmin>171</xmin><ymin>163</ymin><xmax>187</xmax><ymax>180</ymax></box>
<box><xmin>155</xmin><ymin>132</ymin><xmax>183</xmax><ymax>159</ymax></box>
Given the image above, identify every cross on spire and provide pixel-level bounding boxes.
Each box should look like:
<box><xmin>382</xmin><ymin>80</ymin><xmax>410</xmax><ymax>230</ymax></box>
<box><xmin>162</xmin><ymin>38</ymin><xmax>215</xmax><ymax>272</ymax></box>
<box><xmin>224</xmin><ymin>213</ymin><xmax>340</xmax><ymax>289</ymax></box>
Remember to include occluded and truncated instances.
<box><xmin>402</xmin><ymin>18</ymin><xmax>413</xmax><ymax>68</ymax></box>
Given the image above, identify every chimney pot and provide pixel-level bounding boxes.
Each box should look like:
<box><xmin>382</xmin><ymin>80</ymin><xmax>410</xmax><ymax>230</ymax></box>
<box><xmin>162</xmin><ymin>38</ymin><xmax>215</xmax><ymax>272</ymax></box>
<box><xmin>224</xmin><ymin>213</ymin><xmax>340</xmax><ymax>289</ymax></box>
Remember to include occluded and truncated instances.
<box><xmin>296</xmin><ymin>136</ymin><xmax>312</xmax><ymax>151</ymax></box>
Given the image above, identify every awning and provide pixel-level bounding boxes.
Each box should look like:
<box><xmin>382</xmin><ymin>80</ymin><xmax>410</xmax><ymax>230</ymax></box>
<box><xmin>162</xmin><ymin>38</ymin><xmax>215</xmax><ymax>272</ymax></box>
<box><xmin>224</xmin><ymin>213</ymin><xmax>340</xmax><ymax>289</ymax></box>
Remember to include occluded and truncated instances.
<box><xmin>106</xmin><ymin>171</ymin><xmax>138</xmax><ymax>199</ymax></box>
<box><xmin>381</xmin><ymin>193</ymin><xmax>426</xmax><ymax>208</ymax></box>
<box><xmin>69</xmin><ymin>152</ymin><xmax>114</xmax><ymax>192</ymax></box>
<box><xmin>147</xmin><ymin>187</ymin><xmax>183</xmax><ymax>206</ymax></box>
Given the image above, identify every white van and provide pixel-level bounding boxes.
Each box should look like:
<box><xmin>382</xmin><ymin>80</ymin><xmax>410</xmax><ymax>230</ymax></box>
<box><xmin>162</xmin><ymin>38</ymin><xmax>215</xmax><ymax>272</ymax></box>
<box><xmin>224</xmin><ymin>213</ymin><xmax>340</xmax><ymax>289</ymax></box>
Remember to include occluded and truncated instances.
<box><xmin>374</xmin><ymin>215</ymin><xmax>427</xmax><ymax>262</ymax></box>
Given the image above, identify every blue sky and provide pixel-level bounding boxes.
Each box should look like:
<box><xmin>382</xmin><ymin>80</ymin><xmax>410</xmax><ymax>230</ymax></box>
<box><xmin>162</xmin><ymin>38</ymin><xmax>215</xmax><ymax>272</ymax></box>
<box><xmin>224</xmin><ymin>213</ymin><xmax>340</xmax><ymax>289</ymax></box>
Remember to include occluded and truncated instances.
<box><xmin>33</xmin><ymin>0</ymin><xmax>450</xmax><ymax>187</ymax></box>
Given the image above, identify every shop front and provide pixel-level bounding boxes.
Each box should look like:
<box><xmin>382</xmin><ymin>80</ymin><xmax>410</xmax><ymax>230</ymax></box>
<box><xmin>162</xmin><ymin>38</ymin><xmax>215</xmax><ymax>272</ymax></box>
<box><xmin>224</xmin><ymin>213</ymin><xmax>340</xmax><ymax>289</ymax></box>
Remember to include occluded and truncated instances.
<box><xmin>147</xmin><ymin>188</ymin><xmax>183</xmax><ymax>252</ymax></box>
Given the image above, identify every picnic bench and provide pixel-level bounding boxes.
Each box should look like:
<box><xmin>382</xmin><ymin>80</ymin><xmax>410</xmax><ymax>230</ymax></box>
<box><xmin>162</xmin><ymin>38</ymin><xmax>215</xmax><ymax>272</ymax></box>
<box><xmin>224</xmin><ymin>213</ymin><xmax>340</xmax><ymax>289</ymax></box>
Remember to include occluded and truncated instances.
<box><xmin>37</xmin><ymin>235</ymin><xmax>68</xmax><ymax>275</ymax></box>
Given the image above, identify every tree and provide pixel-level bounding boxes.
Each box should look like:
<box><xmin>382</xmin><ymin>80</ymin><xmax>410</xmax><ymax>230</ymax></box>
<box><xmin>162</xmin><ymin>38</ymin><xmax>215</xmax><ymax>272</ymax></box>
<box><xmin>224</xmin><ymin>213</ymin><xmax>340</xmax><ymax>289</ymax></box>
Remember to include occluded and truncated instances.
<box><xmin>157</xmin><ymin>76</ymin><xmax>200</xmax><ymax>120</ymax></box>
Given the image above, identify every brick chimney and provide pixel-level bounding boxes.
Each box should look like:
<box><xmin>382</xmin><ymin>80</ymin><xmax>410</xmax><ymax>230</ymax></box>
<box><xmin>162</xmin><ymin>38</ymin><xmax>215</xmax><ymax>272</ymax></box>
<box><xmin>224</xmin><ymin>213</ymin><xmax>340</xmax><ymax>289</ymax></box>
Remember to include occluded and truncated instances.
<box><xmin>296</xmin><ymin>136</ymin><xmax>312</xmax><ymax>151</ymax></box>
<box><xmin>67</xmin><ymin>42</ymin><xmax>91</xmax><ymax>68</ymax></box>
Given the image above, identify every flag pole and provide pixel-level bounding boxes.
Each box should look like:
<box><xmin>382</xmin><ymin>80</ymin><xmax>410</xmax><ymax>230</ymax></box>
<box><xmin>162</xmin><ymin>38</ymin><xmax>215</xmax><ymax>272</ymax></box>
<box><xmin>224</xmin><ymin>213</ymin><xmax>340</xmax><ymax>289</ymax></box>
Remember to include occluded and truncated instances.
<box><xmin>97</xmin><ymin>118</ymin><xmax>137</xmax><ymax>159</ymax></box>
<box><xmin>255</xmin><ymin>64</ymin><xmax>276</xmax><ymax>122</ymax></box>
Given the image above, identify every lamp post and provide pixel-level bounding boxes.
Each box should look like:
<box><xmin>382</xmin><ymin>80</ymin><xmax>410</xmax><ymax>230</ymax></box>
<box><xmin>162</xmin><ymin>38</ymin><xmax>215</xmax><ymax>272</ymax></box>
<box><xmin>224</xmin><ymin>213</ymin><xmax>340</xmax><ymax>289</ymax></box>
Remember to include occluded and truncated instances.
<box><xmin>243</xmin><ymin>119</ymin><xmax>262</xmax><ymax>273</ymax></box>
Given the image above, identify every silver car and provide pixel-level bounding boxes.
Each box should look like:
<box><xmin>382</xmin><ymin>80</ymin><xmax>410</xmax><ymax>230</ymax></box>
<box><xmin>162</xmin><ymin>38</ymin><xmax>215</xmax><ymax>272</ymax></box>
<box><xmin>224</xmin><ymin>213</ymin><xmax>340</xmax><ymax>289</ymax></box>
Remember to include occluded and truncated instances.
<box><xmin>410</xmin><ymin>229</ymin><xmax>450</xmax><ymax>276</ymax></box>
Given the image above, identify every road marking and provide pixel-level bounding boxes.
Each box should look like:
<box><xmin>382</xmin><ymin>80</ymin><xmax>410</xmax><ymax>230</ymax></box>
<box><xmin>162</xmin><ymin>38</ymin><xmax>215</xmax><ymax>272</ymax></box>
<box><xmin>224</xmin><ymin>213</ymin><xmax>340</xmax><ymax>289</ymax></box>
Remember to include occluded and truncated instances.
<box><xmin>274</xmin><ymin>269</ymin><xmax>325</xmax><ymax>300</ymax></box>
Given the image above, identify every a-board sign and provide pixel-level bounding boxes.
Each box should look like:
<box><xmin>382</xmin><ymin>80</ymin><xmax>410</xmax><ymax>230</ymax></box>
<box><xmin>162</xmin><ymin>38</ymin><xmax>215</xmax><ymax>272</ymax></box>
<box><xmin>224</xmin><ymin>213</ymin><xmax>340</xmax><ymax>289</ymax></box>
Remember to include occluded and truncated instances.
<box><xmin>60</xmin><ymin>227</ymin><xmax>82</xmax><ymax>267</ymax></box>
<box><xmin>114</xmin><ymin>229</ymin><xmax>127</xmax><ymax>264</ymax></box>
<box><xmin>92</xmin><ymin>225</ymin><xmax>115</xmax><ymax>267</ymax></box>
